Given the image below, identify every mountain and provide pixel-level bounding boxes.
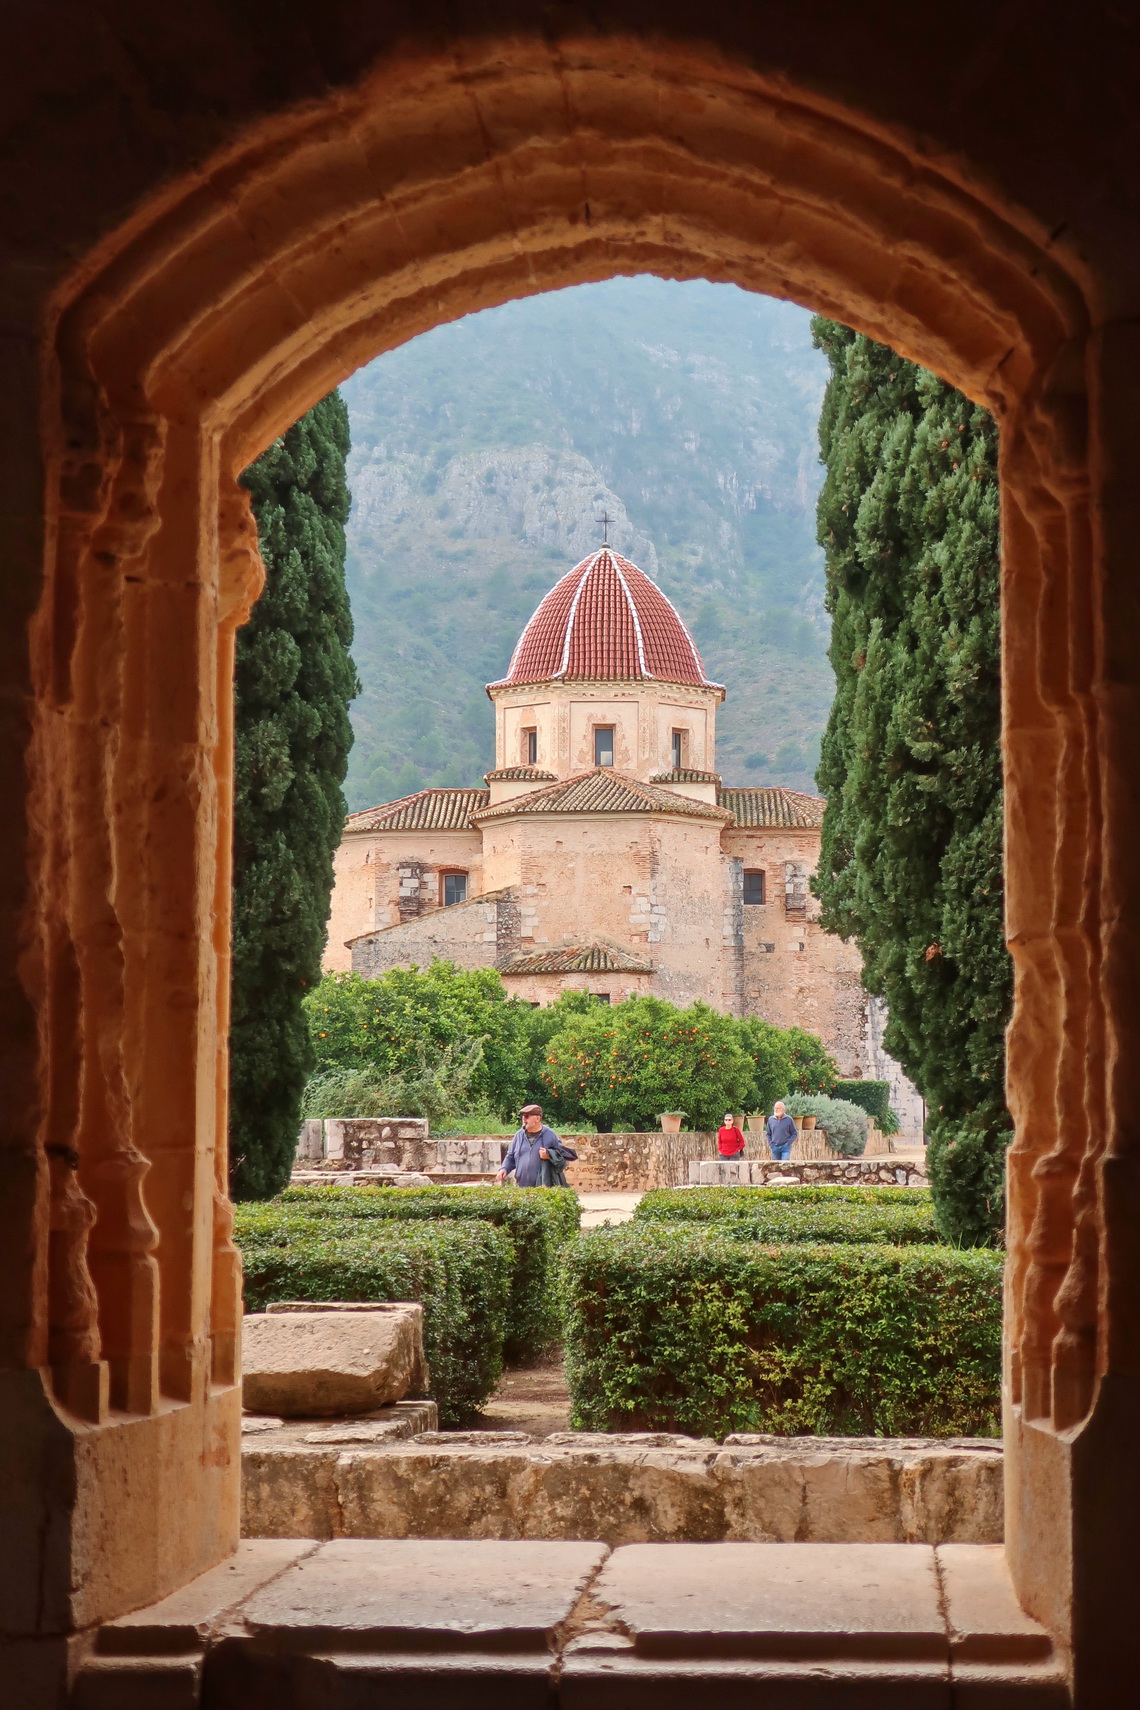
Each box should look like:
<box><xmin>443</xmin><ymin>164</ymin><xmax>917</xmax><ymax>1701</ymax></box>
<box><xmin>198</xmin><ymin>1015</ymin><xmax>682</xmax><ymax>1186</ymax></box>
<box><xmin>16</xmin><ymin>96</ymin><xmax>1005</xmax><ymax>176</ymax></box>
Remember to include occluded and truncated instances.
<box><xmin>339</xmin><ymin>277</ymin><xmax>833</xmax><ymax>808</ymax></box>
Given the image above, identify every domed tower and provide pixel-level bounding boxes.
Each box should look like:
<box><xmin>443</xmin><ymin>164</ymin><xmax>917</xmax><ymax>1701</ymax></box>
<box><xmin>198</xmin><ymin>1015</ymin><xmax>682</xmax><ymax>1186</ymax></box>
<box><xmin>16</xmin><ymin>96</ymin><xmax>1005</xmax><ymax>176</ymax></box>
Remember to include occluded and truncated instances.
<box><xmin>485</xmin><ymin>548</ymin><xmax>725</xmax><ymax>803</ymax></box>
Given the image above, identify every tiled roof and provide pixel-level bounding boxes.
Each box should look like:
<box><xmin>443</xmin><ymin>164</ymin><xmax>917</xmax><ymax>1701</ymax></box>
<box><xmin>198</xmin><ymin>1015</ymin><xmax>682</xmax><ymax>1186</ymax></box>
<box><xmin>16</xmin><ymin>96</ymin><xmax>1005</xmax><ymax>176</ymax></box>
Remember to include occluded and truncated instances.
<box><xmin>717</xmin><ymin>786</ymin><xmax>827</xmax><ymax>828</ymax></box>
<box><xmin>499</xmin><ymin>943</ymin><xmax>655</xmax><ymax>975</ymax></box>
<box><xmin>345</xmin><ymin>788</ymin><xmax>489</xmax><ymax>833</ymax></box>
<box><xmin>649</xmin><ymin>768</ymin><xmax>722</xmax><ymax>784</ymax></box>
<box><xmin>484</xmin><ymin>766</ymin><xmax>558</xmax><ymax>782</ymax></box>
<box><xmin>473</xmin><ymin>768</ymin><xmax>731</xmax><ymax>823</ymax></box>
<box><xmin>491</xmin><ymin>548</ymin><xmax>719</xmax><ymax>689</ymax></box>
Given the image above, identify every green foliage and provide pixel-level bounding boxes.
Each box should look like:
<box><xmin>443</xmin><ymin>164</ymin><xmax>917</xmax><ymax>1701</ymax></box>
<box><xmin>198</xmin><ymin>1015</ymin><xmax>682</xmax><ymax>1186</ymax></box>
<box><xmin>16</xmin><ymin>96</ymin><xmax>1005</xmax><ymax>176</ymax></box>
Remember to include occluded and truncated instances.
<box><xmin>235</xmin><ymin>1208</ymin><xmax>511</xmax><ymax>1422</ymax></box>
<box><xmin>833</xmin><ymin>1080</ymin><xmax>891</xmax><ymax>1124</ymax></box>
<box><xmin>305</xmin><ymin>964</ymin><xmax>530</xmax><ymax>1119</ymax></box>
<box><xmin>301</xmin><ymin>1038</ymin><xmax>484</xmax><ymax>1127</ymax></box>
<box><xmin>635</xmin><ymin>1185</ymin><xmax>933</xmax><ymax>1221</ymax></box>
<box><xmin>783</xmin><ymin>1093</ymin><xmax>868</xmax><ymax>1157</ymax></box>
<box><xmin>230</xmin><ymin>393</ymin><xmax>359</xmax><ymax>1199</ymax></box>
<box><xmin>784</xmin><ymin>1027</ymin><xmax>839</xmax><ymax>1094</ymax></box>
<box><xmin>275</xmin><ymin>1183</ymin><xmax>578</xmax><ymax>1360</ymax></box>
<box><xmin>562</xmin><ymin>1225</ymin><xmax>1002</xmax><ymax>1437</ymax></box>
<box><xmin>517</xmin><ymin>990</ymin><xmax>605</xmax><ymax>1124</ymax></box>
<box><xmin>540</xmin><ymin>996</ymin><xmax>754</xmax><ymax>1132</ymax></box>
<box><xmin>811</xmin><ymin>318</ymin><xmax>1012</xmax><ymax>1243</ymax></box>
<box><xmin>735</xmin><ymin>1017</ymin><xmax>794</xmax><ymax>1115</ymax></box>
<box><xmin>698</xmin><ymin>1202</ymin><xmax>938</xmax><ymax>1246</ymax></box>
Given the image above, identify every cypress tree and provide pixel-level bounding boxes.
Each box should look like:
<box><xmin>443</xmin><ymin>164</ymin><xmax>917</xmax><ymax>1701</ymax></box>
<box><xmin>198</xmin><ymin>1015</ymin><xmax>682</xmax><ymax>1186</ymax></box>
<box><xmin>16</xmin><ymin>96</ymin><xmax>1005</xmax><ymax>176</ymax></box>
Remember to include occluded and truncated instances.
<box><xmin>811</xmin><ymin>320</ymin><xmax>1011</xmax><ymax>1245</ymax></box>
<box><xmin>230</xmin><ymin>393</ymin><xmax>359</xmax><ymax>1199</ymax></box>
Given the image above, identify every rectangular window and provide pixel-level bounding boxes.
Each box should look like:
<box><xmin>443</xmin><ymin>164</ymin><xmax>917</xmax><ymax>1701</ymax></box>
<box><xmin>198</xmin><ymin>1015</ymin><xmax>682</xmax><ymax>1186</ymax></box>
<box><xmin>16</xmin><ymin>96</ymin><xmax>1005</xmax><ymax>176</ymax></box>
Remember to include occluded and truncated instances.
<box><xmin>594</xmin><ymin>726</ymin><xmax>615</xmax><ymax>767</ymax></box>
<box><xmin>442</xmin><ymin>871</ymin><xmax>468</xmax><ymax>907</ymax></box>
<box><xmin>593</xmin><ymin>992</ymin><xmax>611</xmax><ymax>1004</ymax></box>
<box><xmin>524</xmin><ymin>728</ymin><xmax>537</xmax><ymax>765</ymax></box>
<box><xmin>671</xmin><ymin>729</ymin><xmax>684</xmax><ymax>770</ymax></box>
<box><xmin>743</xmin><ymin>870</ymin><xmax>766</xmax><ymax>905</ymax></box>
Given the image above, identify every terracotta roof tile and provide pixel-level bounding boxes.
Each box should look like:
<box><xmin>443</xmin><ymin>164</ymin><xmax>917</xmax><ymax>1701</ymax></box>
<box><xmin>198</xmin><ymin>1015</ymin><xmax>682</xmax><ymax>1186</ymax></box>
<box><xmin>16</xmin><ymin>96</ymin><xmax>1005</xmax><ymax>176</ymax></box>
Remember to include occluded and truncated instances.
<box><xmin>491</xmin><ymin>548</ymin><xmax>719</xmax><ymax>689</ymax></box>
<box><xmin>473</xmin><ymin>768</ymin><xmax>731</xmax><ymax>823</ymax></box>
<box><xmin>345</xmin><ymin>788</ymin><xmax>489</xmax><ymax>833</ymax></box>
<box><xmin>483</xmin><ymin>766</ymin><xmax>558</xmax><ymax>782</ymax></box>
<box><xmin>717</xmin><ymin>786</ymin><xmax>827</xmax><ymax>828</ymax></box>
<box><xmin>499</xmin><ymin>943</ymin><xmax>654</xmax><ymax>975</ymax></box>
<box><xmin>649</xmin><ymin>768</ymin><xmax>722</xmax><ymax>784</ymax></box>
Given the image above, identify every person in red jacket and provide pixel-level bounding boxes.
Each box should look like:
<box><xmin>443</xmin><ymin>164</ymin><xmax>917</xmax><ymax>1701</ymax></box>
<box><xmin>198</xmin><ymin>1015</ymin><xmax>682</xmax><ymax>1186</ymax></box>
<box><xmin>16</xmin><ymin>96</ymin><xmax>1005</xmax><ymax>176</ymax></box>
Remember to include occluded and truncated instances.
<box><xmin>717</xmin><ymin>1113</ymin><xmax>745</xmax><ymax>1158</ymax></box>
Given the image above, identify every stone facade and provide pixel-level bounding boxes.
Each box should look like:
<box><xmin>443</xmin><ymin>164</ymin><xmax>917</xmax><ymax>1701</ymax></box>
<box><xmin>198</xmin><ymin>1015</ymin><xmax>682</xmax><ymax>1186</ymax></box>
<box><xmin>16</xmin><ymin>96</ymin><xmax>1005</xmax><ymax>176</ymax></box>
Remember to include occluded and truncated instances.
<box><xmin>327</xmin><ymin>551</ymin><xmax>916</xmax><ymax>1095</ymax></box>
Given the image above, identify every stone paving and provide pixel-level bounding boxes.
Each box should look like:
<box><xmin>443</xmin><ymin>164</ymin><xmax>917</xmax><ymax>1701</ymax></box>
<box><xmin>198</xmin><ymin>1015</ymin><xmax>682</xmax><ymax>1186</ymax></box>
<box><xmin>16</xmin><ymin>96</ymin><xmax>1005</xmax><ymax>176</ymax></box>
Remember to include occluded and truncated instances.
<box><xmin>74</xmin><ymin>1537</ymin><xmax>1066</xmax><ymax>1707</ymax></box>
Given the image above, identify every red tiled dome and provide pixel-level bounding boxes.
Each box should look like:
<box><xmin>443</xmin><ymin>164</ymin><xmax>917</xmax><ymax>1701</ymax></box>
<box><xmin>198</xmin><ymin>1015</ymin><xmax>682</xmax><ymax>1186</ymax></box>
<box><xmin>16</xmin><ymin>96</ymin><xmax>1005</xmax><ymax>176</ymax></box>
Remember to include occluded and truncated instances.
<box><xmin>491</xmin><ymin>549</ymin><xmax>715</xmax><ymax>687</ymax></box>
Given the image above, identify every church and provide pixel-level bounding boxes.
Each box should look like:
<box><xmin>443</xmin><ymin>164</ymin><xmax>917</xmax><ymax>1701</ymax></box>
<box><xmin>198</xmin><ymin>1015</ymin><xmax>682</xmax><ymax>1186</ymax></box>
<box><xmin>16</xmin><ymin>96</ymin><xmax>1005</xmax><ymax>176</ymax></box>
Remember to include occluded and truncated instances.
<box><xmin>325</xmin><ymin>547</ymin><xmax>885</xmax><ymax>1081</ymax></box>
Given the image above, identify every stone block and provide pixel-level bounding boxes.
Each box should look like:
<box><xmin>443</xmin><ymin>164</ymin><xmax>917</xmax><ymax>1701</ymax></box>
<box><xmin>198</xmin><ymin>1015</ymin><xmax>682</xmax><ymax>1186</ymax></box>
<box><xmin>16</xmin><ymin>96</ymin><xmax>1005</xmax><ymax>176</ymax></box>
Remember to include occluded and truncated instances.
<box><xmin>235</xmin><ymin>1537</ymin><xmax>608</xmax><ymax>1646</ymax></box>
<box><xmin>242</xmin><ymin>1302</ymin><xmax>427</xmax><ymax>1417</ymax></box>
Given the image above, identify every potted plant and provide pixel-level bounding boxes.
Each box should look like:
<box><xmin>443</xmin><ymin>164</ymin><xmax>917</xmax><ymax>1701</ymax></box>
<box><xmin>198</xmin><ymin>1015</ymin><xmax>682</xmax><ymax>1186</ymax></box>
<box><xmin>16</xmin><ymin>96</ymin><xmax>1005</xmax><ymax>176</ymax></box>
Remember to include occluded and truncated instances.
<box><xmin>658</xmin><ymin>1111</ymin><xmax>686</xmax><ymax>1133</ymax></box>
<box><xmin>801</xmin><ymin>1113</ymin><xmax>818</xmax><ymax>1130</ymax></box>
<box><xmin>745</xmin><ymin>1112</ymin><xmax>765</xmax><ymax>1132</ymax></box>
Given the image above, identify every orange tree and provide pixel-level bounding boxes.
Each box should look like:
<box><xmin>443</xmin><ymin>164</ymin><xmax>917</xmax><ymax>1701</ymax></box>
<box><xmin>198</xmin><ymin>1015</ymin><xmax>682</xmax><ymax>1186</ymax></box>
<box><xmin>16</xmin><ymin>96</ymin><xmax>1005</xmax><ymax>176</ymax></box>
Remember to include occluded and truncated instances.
<box><xmin>539</xmin><ymin>996</ymin><xmax>754</xmax><ymax>1132</ymax></box>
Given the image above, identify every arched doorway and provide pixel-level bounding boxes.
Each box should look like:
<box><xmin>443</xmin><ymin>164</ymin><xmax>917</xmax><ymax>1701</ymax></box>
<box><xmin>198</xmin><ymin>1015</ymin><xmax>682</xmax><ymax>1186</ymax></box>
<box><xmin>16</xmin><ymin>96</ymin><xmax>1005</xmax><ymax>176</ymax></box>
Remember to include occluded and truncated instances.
<box><xmin>5</xmin><ymin>20</ymin><xmax>1133</xmax><ymax>1702</ymax></box>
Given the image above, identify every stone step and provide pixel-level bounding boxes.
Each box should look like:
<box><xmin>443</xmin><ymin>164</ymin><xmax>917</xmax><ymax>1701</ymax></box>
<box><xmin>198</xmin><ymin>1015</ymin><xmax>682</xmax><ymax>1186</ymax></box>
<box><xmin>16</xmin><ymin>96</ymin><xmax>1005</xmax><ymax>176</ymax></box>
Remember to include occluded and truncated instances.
<box><xmin>73</xmin><ymin>1538</ymin><xmax>1067</xmax><ymax>1707</ymax></box>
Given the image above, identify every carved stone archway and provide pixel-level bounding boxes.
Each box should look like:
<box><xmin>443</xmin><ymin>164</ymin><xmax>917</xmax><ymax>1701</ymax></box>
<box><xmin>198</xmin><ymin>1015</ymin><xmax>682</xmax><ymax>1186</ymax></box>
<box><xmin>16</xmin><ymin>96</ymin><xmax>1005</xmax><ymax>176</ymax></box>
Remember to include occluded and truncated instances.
<box><xmin>3</xmin><ymin>14</ymin><xmax>1138</xmax><ymax>1705</ymax></box>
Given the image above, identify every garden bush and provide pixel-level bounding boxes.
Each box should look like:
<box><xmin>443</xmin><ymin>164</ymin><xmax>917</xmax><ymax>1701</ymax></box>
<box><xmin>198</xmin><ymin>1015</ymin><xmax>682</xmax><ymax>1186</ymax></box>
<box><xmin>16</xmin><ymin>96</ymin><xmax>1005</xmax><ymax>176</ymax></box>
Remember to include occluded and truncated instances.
<box><xmin>715</xmin><ymin>1203</ymin><xmax>937</xmax><ymax>1245</ymax></box>
<box><xmin>275</xmin><ymin>1184</ymin><xmax>579</xmax><ymax>1359</ymax></box>
<box><xmin>832</xmin><ymin>1080</ymin><xmax>892</xmax><ymax>1125</ymax></box>
<box><xmin>236</xmin><ymin>1206</ymin><xmax>512</xmax><ymax>1422</ymax></box>
<box><xmin>784</xmin><ymin>1093</ymin><xmax>868</xmax><ymax>1156</ymax></box>
<box><xmin>635</xmin><ymin>1185</ymin><xmax>933</xmax><ymax>1223</ymax></box>
<box><xmin>563</xmin><ymin>1224</ymin><xmax>1001</xmax><ymax>1438</ymax></box>
<box><xmin>632</xmin><ymin>1188</ymin><xmax>937</xmax><ymax>1244</ymax></box>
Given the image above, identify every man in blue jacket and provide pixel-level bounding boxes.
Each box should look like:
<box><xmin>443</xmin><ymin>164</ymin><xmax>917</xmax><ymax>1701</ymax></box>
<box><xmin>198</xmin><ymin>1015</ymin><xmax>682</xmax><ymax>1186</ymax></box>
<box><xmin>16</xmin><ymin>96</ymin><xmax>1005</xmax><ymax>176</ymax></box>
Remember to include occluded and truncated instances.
<box><xmin>766</xmin><ymin>1100</ymin><xmax>798</xmax><ymax>1163</ymax></box>
<box><xmin>496</xmin><ymin>1104</ymin><xmax>576</xmax><ymax>1187</ymax></box>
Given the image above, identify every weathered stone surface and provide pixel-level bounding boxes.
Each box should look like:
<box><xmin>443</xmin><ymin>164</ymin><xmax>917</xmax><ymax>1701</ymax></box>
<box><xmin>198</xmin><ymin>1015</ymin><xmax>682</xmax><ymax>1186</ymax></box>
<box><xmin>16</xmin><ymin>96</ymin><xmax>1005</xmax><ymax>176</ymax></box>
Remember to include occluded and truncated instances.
<box><xmin>242</xmin><ymin>1302</ymin><xmax>427</xmax><ymax>1417</ymax></box>
<box><xmin>241</xmin><ymin>1432</ymin><xmax>1003</xmax><ymax>1546</ymax></box>
<box><xmin>689</xmin><ymin>1157</ymin><xmax>929</xmax><ymax>1187</ymax></box>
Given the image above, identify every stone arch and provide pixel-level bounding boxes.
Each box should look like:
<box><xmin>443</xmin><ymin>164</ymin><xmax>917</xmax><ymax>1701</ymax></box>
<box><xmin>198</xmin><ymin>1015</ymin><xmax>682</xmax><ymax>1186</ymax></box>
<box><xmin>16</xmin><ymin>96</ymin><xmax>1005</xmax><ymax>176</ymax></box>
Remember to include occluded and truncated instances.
<box><xmin>14</xmin><ymin>25</ymin><xmax>1128</xmax><ymax>1688</ymax></box>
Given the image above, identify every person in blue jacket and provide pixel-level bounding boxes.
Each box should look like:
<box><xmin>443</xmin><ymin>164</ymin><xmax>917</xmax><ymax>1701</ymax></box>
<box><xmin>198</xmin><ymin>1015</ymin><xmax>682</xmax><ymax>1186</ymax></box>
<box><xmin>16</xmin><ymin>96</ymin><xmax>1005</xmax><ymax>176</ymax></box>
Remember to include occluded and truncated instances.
<box><xmin>496</xmin><ymin>1103</ymin><xmax>577</xmax><ymax>1187</ymax></box>
<box><xmin>766</xmin><ymin>1100</ymin><xmax>798</xmax><ymax>1163</ymax></box>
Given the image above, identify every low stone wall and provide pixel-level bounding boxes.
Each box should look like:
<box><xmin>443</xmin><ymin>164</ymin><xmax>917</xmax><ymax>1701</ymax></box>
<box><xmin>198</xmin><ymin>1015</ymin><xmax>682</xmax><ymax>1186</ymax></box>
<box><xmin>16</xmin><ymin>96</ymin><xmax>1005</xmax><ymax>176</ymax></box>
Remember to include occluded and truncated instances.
<box><xmin>689</xmin><ymin>1156</ymin><xmax>929</xmax><ymax>1187</ymax></box>
<box><xmin>296</xmin><ymin>1120</ymin><xmax>505</xmax><ymax>1176</ymax></box>
<box><xmin>241</xmin><ymin>1429</ymin><xmax>1002</xmax><ymax>1546</ymax></box>
<box><xmin>292</xmin><ymin>1124</ymin><xmax>924</xmax><ymax>1192</ymax></box>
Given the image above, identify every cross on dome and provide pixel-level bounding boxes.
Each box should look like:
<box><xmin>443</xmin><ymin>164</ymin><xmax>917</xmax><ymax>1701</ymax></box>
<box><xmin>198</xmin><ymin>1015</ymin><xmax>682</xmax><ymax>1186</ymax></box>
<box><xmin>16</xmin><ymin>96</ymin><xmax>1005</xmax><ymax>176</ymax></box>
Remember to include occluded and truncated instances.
<box><xmin>491</xmin><ymin>548</ymin><xmax>717</xmax><ymax>688</ymax></box>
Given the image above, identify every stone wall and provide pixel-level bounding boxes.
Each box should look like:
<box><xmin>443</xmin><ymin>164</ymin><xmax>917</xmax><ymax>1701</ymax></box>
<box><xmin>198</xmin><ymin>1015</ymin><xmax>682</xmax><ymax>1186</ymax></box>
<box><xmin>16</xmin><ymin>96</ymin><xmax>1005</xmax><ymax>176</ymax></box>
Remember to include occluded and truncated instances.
<box><xmin>241</xmin><ymin>1430</ymin><xmax>1002</xmax><ymax>1546</ymax></box>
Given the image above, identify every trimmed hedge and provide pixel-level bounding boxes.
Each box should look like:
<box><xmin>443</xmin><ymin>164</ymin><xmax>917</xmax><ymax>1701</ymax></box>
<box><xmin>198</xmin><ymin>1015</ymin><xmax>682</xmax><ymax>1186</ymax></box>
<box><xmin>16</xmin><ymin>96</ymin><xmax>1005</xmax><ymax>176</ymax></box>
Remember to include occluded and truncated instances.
<box><xmin>275</xmin><ymin>1184</ymin><xmax>579</xmax><ymax>1359</ymax></box>
<box><xmin>236</xmin><ymin>1208</ymin><xmax>512</xmax><ymax>1423</ymax></box>
<box><xmin>635</xmin><ymin>1185</ymin><xmax>933</xmax><ymax>1223</ymax></box>
<box><xmin>833</xmin><ymin>1080</ymin><xmax>892</xmax><ymax>1125</ymax></box>
<box><xmin>713</xmin><ymin>1203</ymin><xmax>938</xmax><ymax>1246</ymax></box>
<box><xmin>563</xmin><ymin>1225</ymin><xmax>1001</xmax><ymax>1438</ymax></box>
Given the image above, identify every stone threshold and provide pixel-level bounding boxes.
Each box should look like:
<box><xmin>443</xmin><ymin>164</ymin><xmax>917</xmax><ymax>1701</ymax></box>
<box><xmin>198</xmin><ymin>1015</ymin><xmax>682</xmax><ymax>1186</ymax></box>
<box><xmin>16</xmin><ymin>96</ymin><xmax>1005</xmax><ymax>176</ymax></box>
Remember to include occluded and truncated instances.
<box><xmin>72</xmin><ymin>1537</ymin><xmax>1067</xmax><ymax>1707</ymax></box>
<box><xmin>241</xmin><ymin>1426</ymin><xmax>1003</xmax><ymax>1547</ymax></box>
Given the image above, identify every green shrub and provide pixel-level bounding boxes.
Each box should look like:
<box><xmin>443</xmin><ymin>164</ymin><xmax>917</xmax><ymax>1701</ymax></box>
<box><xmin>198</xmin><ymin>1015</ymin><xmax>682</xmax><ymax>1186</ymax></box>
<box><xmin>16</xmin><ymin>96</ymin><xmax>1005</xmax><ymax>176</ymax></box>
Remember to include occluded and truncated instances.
<box><xmin>833</xmin><ymin>1081</ymin><xmax>891</xmax><ymax>1125</ymax></box>
<box><xmin>563</xmin><ymin>1225</ymin><xmax>1002</xmax><ymax>1438</ymax></box>
<box><xmin>275</xmin><ymin>1184</ymin><xmax>579</xmax><ymax>1359</ymax></box>
<box><xmin>540</xmin><ymin>995</ymin><xmax>754</xmax><ymax>1131</ymax></box>
<box><xmin>784</xmin><ymin>1027</ymin><xmax>839</xmax><ymax>1094</ymax></box>
<box><xmin>715</xmin><ymin>1203</ymin><xmax>938</xmax><ymax>1246</ymax></box>
<box><xmin>305</xmin><ymin>963</ymin><xmax>531</xmax><ymax>1118</ymax></box>
<box><xmin>236</xmin><ymin>1208</ymin><xmax>512</xmax><ymax>1422</ymax></box>
<box><xmin>784</xmin><ymin>1093</ymin><xmax>868</xmax><ymax>1156</ymax></box>
<box><xmin>301</xmin><ymin>1038</ymin><xmax>484</xmax><ymax>1126</ymax></box>
<box><xmin>635</xmin><ymin>1185</ymin><xmax>933</xmax><ymax>1223</ymax></box>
